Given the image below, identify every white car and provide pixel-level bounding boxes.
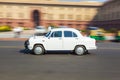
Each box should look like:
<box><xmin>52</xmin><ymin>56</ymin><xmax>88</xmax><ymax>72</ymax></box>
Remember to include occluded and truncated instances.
<box><xmin>24</xmin><ymin>28</ymin><xmax>97</xmax><ymax>55</ymax></box>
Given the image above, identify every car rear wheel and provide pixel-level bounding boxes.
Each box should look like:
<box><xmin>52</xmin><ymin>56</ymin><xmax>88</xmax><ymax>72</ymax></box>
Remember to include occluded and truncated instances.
<box><xmin>33</xmin><ymin>45</ymin><xmax>45</xmax><ymax>55</ymax></box>
<box><xmin>74</xmin><ymin>46</ymin><xmax>86</xmax><ymax>55</ymax></box>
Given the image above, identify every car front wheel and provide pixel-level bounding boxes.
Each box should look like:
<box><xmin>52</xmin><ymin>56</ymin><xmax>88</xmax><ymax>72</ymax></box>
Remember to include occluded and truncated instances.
<box><xmin>74</xmin><ymin>46</ymin><xmax>86</xmax><ymax>55</ymax></box>
<box><xmin>33</xmin><ymin>45</ymin><xmax>45</xmax><ymax>55</ymax></box>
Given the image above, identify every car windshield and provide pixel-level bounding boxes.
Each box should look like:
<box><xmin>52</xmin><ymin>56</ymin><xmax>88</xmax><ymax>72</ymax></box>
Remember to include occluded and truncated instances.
<box><xmin>45</xmin><ymin>31</ymin><xmax>51</xmax><ymax>37</ymax></box>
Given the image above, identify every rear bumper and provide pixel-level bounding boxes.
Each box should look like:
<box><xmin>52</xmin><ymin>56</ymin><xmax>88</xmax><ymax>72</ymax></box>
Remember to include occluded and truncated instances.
<box><xmin>87</xmin><ymin>46</ymin><xmax>97</xmax><ymax>50</ymax></box>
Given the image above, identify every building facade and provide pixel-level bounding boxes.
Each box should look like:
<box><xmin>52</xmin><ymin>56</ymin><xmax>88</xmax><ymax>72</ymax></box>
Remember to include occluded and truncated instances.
<box><xmin>93</xmin><ymin>0</ymin><xmax>120</xmax><ymax>30</ymax></box>
<box><xmin>0</xmin><ymin>0</ymin><xmax>102</xmax><ymax>30</ymax></box>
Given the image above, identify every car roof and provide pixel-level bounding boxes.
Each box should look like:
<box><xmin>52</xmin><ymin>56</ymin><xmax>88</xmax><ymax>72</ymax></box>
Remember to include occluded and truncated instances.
<box><xmin>51</xmin><ymin>28</ymin><xmax>80</xmax><ymax>32</ymax></box>
<box><xmin>50</xmin><ymin>28</ymin><xmax>82</xmax><ymax>37</ymax></box>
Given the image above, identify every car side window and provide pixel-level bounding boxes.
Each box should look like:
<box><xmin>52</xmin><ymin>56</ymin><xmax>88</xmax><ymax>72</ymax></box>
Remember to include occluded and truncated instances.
<box><xmin>64</xmin><ymin>31</ymin><xmax>78</xmax><ymax>37</ymax></box>
<box><xmin>64</xmin><ymin>31</ymin><xmax>72</xmax><ymax>37</ymax></box>
<box><xmin>51</xmin><ymin>31</ymin><xmax>62</xmax><ymax>37</ymax></box>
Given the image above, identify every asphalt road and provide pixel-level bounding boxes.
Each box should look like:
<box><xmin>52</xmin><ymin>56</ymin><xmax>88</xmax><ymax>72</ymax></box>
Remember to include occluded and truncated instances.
<box><xmin>0</xmin><ymin>41</ymin><xmax>120</xmax><ymax>80</ymax></box>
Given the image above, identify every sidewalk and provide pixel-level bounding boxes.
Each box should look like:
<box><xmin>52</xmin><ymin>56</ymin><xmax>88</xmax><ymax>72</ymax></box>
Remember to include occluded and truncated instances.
<box><xmin>0</xmin><ymin>30</ymin><xmax>35</xmax><ymax>41</ymax></box>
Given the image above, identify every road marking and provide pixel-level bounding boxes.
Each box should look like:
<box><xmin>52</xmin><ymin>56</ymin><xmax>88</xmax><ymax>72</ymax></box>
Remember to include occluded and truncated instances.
<box><xmin>0</xmin><ymin>46</ymin><xmax>24</xmax><ymax>49</ymax></box>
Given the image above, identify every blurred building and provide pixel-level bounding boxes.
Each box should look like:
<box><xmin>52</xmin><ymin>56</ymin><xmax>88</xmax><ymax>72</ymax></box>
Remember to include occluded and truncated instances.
<box><xmin>93</xmin><ymin>0</ymin><xmax>120</xmax><ymax>29</ymax></box>
<box><xmin>0</xmin><ymin>0</ymin><xmax>102</xmax><ymax>30</ymax></box>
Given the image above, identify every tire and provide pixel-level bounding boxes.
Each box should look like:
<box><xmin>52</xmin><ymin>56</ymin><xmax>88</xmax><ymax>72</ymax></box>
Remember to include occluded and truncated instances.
<box><xmin>74</xmin><ymin>46</ymin><xmax>86</xmax><ymax>55</ymax></box>
<box><xmin>33</xmin><ymin>45</ymin><xmax>45</xmax><ymax>55</ymax></box>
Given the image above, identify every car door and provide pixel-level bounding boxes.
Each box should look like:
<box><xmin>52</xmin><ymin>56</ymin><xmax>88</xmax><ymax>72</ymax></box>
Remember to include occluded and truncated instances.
<box><xmin>44</xmin><ymin>31</ymin><xmax>63</xmax><ymax>50</ymax></box>
<box><xmin>63</xmin><ymin>31</ymin><xmax>78</xmax><ymax>50</ymax></box>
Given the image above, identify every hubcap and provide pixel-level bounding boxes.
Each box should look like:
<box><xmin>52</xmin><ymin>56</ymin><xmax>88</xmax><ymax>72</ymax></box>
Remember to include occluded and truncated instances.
<box><xmin>34</xmin><ymin>47</ymin><xmax>43</xmax><ymax>54</ymax></box>
<box><xmin>75</xmin><ymin>47</ymin><xmax>84</xmax><ymax>55</ymax></box>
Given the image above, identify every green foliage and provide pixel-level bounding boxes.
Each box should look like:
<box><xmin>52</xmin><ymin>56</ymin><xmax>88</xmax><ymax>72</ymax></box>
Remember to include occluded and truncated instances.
<box><xmin>0</xmin><ymin>25</ymin><xmax>11</xmax><ymax>32</ymax></box>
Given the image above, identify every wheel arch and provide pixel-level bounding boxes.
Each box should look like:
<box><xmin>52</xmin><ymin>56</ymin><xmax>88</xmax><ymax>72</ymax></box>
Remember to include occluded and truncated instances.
<box><xmin>33</xmin><ymin>43</ymin><xmax>45</xmax><ymax>50</ymax></box>
<box><xmin>74</xmin><ymin>45</ymin><xmax>87</xmax><ymax>52</ymax></box>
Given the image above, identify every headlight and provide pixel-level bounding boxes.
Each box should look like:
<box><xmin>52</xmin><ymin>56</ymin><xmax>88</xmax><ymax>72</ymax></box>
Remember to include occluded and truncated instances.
<box><xmin>25</xmin><ymin>40</ymin><xmax>29</xmax><ymax>45</ymax></box>
<box><xmin>24</xmin><ymin>40</ymin><xmax>30</xmax><ymax>49</ymax></box>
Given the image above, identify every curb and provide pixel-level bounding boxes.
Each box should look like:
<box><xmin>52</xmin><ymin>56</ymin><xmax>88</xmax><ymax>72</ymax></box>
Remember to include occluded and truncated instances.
<box><xmin>0</xmin><ymin>38</ymin><xmax>28</xmax><ymax>41</ymax></box>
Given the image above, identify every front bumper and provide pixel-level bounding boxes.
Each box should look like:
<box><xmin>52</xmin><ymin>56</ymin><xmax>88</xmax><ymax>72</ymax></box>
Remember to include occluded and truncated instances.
<box><xmin>24</xmin><ymin>40</ymin><xmax>29</xmax><ymax>49</ymax></box>
<box><xmin>24</xmin><ymin>40</ymin><xmax>33</xmax><ymax>50</ymax></box>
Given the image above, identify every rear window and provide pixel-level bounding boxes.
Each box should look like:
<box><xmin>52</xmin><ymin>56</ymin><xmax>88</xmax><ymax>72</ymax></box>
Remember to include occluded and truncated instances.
<box><xmin>64</xmin><ymin>31</ymin><xmax>77</xmax><ymax>37</ymax></box>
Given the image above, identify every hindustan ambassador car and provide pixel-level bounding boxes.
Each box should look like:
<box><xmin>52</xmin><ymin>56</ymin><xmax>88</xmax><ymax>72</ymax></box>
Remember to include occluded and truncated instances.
<box><xmin>24</xmin><ymin>28</ymin><xmax>97</xmax><ymax>55</ymax></box>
